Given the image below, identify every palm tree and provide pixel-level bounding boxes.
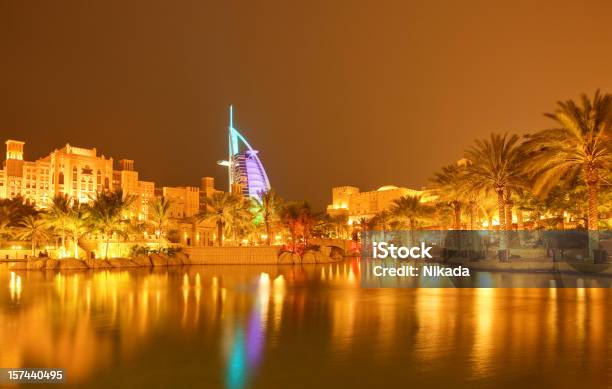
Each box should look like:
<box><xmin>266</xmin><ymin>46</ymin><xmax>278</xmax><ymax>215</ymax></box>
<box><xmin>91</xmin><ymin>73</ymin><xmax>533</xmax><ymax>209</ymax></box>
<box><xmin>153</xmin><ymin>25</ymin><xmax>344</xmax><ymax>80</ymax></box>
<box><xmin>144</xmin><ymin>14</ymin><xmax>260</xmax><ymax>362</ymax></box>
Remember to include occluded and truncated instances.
<box><xmin>356</xmin><ymin>217</ymin><xmax>370</xmax><ymax>231</ymax></box>
<box><xmin>0</xmin><ymin>196</ymin><xmax>37</xmax><ymax>226</ymax></box>
<box><xmin>429</xmin><ymin>163</ymin><xmax>468</xmax><ymax>230</ymax></box>
<box><xmin>478</xmin><ymin>198</ymin><xmax>498</xmax><ymax>230</ymax></box>
<box><xmin>16</xmin><ymin>215</ymin><xmax>50</xmax><ymax>257</ymax></box>
<box><xmin>65</xmin><ymin>203</ymin><xmax>90</xmax><ymax>258</ymax></box>
<box><xmin>0</xmin><ymin>219</ymin><xmax>13</xmax><ymax>249</ymax></box>
<box><xmin>353</xmin><ymin>217</ymin><xmax>372</xmax><ymax>242</ymax></box>
<box><xmin>87</xmin><ymin>190</ymin><xmax>136</xmax><ymax>259</ymax></box>
<box><xmin>458</xmin><ymin>160</ymin><xmax>493</xmax><ymax>231</ymax></box>
<box><xmin>465</xmin><ymin>133</ymin><xmax>524</xmax><ymax>229</ymax></box>
<box><xmin>390</xmin><ymin>195</ymin><xmax>429</xmax><ymax>231</ymax></box>
<box><xmin>597</xmin><ymin>182</ymin><xmax>612</xmax><ymax>229</ymax></box>
<box><xmin>370</xmin><ymin>210</ymin><xmax>392</xmax><ymax>231</ymax></box>
<box><xmin>325</xmin><ymin>214</ymin><xmax>350</xmax><ymax>239</ymax></box>
<box><xmin>235</xmin><ymin>204</ymin><xmax>259</xmax><ymax>245</ymax></box>
<box><xmin>254</xmin><ymin>189</ymin><xmax>281</xmax><ymax>245</ymax></box>
<box><xmin>228</xmin><ymin>197</ymin><xmax>255</xmax><ymax>244</ymax></box>
<box><xmin>522</xmin><ymin>90</ymin><xmax>612</xmax><ymax>231</ymax></box>
<box><xmin>430</xmin><ymin>202</ymin><xmax>454</xmax><ymax>229</ymax></box>
<box><xmin>465</xmin><ymin>133</ymin><xmax>524</xmax><ymax>250</ymax></box>
<box><xmin>523</xmin><ymin>192</ymin><xmax>548</xmax><ymax>230</ymax></box>
<box><xmin>199</xmin><ymin>192</ymin><xmax>238</xmax><ymax>247</ymax></box>
<box><xmin>44</xmin><ymin>194</ymin><xmax>71</xmax><ymax>256</ymax></box>
<box><xmin>149</xmin><ymin>197</ymin><xmax>173</xmax><ymax>250</ymax></box>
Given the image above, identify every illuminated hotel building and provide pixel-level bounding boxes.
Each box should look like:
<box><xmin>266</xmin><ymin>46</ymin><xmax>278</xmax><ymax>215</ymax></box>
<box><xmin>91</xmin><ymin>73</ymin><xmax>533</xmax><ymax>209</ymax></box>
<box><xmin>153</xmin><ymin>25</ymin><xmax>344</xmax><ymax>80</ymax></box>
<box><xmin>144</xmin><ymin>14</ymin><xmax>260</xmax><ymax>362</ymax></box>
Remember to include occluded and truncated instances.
<box><xmin>218</xmin><ymin>106</ymin><xmax>271</xmax><ymax>201</ymax></box>
<box><xmin>0</xmin><ymin>140</ymin><xmax>154</xmax><ymax>219</ymax></box>
<box><xmin>327</xmin><ymin>185</ymin><xmax>430</xmax><ymax>223</ymax></box>
<box><xmin>0</xmin><ymin>140</ymin><xmax>222</xmax><ymax>248</ymax></box>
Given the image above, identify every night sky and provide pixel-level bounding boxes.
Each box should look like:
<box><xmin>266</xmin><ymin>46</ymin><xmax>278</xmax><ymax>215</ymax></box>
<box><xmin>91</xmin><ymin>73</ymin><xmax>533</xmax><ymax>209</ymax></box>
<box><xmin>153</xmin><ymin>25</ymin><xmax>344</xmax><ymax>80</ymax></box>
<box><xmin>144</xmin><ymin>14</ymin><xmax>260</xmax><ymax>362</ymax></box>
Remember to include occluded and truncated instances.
<box><xmin>2</xmin><ymin>0</ymin><xmax>612</xmax><ymax>209</ymax></box>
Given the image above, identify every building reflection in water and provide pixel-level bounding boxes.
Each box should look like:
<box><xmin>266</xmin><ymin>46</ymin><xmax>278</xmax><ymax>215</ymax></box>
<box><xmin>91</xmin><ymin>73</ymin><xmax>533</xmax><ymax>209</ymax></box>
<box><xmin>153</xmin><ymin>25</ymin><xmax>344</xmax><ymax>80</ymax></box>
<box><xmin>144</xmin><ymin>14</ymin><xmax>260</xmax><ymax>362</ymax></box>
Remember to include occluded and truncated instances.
<box><xmin>0</xmin><ymin>263</ymin><xmax>610</xmax><ymax>388</ymax></box>
<box><xmin>224</xmin><ymin>273</ymin><xmax>271</xmax><ymax>389</ymax></box>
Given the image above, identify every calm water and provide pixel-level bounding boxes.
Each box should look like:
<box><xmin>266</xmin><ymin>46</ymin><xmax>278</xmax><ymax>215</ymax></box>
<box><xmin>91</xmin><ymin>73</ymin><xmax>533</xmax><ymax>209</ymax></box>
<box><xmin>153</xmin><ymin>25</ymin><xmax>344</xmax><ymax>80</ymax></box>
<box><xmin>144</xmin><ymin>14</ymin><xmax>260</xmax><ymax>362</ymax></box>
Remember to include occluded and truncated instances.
<box><xmin>1</xmin><ymin>260</ymin><xmax>611</xmax><ymax>388</ymax></box>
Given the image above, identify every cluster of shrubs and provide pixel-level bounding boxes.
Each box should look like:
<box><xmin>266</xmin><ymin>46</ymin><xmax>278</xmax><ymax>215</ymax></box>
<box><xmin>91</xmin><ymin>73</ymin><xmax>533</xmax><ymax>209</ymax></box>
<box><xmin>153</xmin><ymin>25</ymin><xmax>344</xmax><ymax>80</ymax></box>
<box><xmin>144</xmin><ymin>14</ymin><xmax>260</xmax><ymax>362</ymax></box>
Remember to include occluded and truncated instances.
<box><xmin>279</xmin><ymin>244</ymin><xmax>321</xmax><ymax>256</ymax></box>
<box><xmin>129</xmin><ymin>245</ymin><xmax>183</xmax><ymax>257</ymax></box>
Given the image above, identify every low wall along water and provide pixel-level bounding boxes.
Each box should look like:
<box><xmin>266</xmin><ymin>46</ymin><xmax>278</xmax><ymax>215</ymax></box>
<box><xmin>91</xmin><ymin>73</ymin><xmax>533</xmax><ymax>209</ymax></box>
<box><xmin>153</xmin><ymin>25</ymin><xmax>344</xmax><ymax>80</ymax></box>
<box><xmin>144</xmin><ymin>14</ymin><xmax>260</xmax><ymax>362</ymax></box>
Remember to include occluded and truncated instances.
<box><xmin>2</xmin><ymin>246</ymin><xmax>341</xmax><ymax>270</ymax></box>
<box><xmin>184</xmin><ymin>246</ymin><xmax>280</xmax><ymax>265</ymax></box>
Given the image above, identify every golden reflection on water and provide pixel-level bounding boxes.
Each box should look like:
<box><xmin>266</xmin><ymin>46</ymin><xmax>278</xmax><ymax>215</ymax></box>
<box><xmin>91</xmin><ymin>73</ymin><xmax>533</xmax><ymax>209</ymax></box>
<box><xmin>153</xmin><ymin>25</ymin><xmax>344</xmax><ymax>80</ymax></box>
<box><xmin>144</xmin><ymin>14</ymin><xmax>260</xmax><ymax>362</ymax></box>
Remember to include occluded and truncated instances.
<box><xmin>0</xmin><ymin>262</ymin><xmax>610</xmax><ymax>388</ymax></box>
<box><xmin>471</xmin><ymin>289</ymin><xmax>494</xmax><ymax>378</ymax></box>
<box><xmin>9</xmin><ymin>272</ymin><xmax>21</xmax><ymax>302</ymax></box>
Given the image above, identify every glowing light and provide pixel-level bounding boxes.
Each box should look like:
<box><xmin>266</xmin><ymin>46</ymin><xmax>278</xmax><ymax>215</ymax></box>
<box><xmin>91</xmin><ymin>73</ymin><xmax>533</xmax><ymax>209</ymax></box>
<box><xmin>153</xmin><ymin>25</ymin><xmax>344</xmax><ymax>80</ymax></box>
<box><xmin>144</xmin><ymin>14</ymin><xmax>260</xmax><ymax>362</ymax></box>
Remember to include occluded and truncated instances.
<box><xmin>272</xmin><ymin>275</ymin><xmax>285</xmax><ymax>289</ymax></box>
<box><xmin>272</xmin><ymin>275</ymin><xmax>285</xmax><ymax>334</ymax></box>
<box><xmin>472</xmin><ymin>289</ymin><xmax>495</xmax><ymax>377</ymax></box>
<box><xmin>259</xmin><ymin>273</ymin><xmax>270</xmax><ymax>290</ymax></box>
<box><xmin>9</xmin><ymin>272</ymin><xmax>22</xmax><ymax>301</ymax></box>
<box><xmin>347</xmin><ymin>267</ymin><xmax>356</xmax><ymax>283</ymax></box>
<box><xmin>482</xmin><ymin>219</ymin><xmax>500</xmax><ymax>227</ymax></box>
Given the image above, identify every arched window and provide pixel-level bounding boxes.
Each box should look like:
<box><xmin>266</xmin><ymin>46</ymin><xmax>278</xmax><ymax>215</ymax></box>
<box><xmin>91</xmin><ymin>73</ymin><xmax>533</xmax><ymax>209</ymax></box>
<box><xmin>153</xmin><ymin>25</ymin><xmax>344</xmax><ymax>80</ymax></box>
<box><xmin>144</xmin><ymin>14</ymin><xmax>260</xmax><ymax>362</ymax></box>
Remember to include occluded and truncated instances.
<box><xmin>58</xmin><ymin>172</ymin><xmax>64</xmax><ymax>185</ymax></box>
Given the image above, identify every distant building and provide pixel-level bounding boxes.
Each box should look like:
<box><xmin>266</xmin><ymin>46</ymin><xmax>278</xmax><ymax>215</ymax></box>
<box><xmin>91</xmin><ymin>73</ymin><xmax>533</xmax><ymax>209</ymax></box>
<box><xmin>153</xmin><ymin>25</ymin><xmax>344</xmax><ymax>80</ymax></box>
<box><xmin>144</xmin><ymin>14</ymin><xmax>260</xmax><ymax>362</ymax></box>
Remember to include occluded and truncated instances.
<box><xmin>218</xmin><ymin>106</ymin><xmax>271</xmax><ymax>202</ymax></box>
<box><xmin>113</xmin><ymin>159</ymin><xmax>155</xmax><ymax>220</ymax></box>
<box><xmin>1</xmin><ymin>140</ymin><xmax>115</xmax><ymax>207</ymax></box>
<box><xmin>327</xmin><ymin>185</ymin><xmax>430</xmax><ymax>223</ymax></box>
<box><xmin>162</xmin><ymin>186</ymin><xmax>200</xmax><ymax>219</ymax></box>
<box><xmin>200</xmin><ymin>176</ymin><xmax>219</xmax><ymax>198</ymax></box>
<box><xmin>0</xmin><ymin>140</ymin><xmax>156</xmax><ymax>219</ymax></box>
<box><xmin>199</xmin><ymin>176</ymin><xmax>221</xmax><ymax>212</ymax></box>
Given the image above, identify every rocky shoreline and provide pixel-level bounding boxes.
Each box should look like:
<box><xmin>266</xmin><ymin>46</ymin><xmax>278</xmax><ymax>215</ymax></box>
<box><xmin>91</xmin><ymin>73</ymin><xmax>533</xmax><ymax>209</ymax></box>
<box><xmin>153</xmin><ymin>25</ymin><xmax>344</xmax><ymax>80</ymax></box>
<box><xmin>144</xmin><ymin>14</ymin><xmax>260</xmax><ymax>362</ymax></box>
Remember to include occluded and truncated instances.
<box><xmin>277</xmin><ymin>250</ymin><xmax>340</xmax><ymax>264</ymax></box>
<box><xmin>5</xmin><ymin>249</ymin><xmax>343</xmax><ymax>271</ymax></box>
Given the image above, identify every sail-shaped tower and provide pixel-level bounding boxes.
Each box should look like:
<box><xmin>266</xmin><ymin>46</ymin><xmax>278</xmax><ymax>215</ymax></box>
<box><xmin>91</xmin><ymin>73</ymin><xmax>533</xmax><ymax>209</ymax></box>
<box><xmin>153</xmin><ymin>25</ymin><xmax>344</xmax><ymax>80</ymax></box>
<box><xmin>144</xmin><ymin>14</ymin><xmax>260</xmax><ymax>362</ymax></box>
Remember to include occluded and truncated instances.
<box><xmin>218</xmin><ymin>106</ymin><xmax>271</xmax><ymax>201</ymax></box>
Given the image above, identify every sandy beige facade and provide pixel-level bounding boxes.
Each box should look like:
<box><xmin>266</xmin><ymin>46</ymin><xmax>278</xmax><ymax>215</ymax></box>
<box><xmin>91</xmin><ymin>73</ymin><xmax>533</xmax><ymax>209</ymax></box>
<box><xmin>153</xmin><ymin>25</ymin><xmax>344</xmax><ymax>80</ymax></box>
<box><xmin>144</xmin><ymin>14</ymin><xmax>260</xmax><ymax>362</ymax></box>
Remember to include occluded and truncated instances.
<box><xmin>162</xmin><ymin>186</ymin><xmax>200</xmax><ymax>219</ymax></box>
<box><xmin>1</xmin><ymin>140</ymin><xmax>154</xmax><ymax>221</ymax></box>
<box><xmin>1</xmin><ymin>140</ymin><xmax>114</xmax><ymax>207</ymax></box>
<box><xmin>327</xmin><ymin>185</ymin><xmax>431</xmax><ymax>222</ymax></box>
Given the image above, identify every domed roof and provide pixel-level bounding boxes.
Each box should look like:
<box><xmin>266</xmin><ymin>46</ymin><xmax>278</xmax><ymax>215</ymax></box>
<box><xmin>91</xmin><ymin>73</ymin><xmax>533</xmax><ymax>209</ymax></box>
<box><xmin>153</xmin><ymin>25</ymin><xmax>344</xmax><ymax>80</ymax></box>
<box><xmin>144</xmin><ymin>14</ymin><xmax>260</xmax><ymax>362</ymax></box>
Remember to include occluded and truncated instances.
<box><xmin>377</xmin><ymin>185</ymin><xmax>399</xmax><ymax>191</ymax></box>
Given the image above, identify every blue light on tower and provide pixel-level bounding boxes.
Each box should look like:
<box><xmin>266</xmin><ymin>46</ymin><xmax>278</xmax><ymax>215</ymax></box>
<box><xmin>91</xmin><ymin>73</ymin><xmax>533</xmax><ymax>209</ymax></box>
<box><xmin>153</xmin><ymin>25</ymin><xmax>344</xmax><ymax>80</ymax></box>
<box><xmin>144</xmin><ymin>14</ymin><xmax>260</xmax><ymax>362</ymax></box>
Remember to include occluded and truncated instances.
<box><xmin>218</xmin><ymin>105</ymin><xmax>271</xmax><ymax>201</ymax></box>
